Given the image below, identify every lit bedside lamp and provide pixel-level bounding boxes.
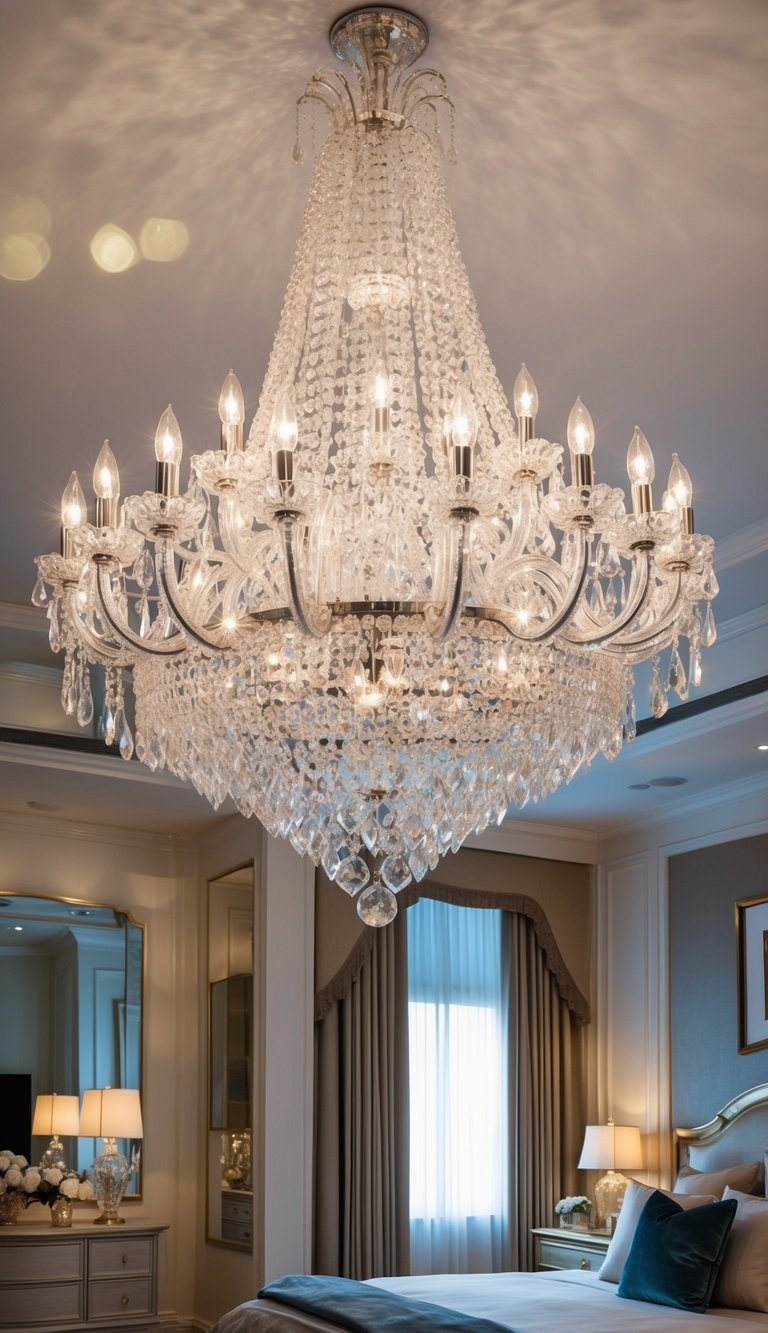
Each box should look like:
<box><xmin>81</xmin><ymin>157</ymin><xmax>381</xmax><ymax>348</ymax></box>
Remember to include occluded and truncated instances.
<box><xmin>32</xmin><ymin>1094</ymin><xmax>80</xmax><ymax>1170</ymax></box>
<box><xmin>578</xmin><ymin>1119</ymin><xmax>643</xmax><ymax>1228</ymax></box>
<box><xmin>80</xmin><ymin>1087</ymin><xmax>143</xmax><ymax>1225</ymax></box>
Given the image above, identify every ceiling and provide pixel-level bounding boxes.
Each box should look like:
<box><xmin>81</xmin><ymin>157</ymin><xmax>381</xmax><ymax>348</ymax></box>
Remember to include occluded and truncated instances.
<box><xmin>0</xmin><ymin>0</ymin><xmax>766</xmax><ymax>843</ymax></box>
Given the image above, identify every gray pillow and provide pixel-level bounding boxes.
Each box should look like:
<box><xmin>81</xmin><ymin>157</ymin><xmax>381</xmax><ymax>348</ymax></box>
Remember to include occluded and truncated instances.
<box><xmin>674</xmin><ymin>1161</ymin><xmax>761</xmax><ymax>1198</ymax></box>
<box><xmin>599</xmin><ymin>1179</ymin><xmax>717</xmax><ymax>1284</ymax></box>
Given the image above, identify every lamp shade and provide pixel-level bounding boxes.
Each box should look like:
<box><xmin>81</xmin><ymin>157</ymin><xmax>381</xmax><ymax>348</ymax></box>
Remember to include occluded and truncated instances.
<box><xmin>32</xmin><ymin>1093</ymin><xmax>80</xmax><ymax>1137</ymax></box>
<box><xmin>578</xmin><ymin>1122</ymin><xmax>643</xmax><ymax>1171</ymax></box>
<box><xmin>80</xmin><ymin>1088</ymin><xmax>143</xmax><ymax>1139</ymax></box>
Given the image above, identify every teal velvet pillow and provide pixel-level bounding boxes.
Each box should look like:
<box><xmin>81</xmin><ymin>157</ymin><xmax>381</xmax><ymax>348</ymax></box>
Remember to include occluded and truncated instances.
<box><xmin>617</xmin><ymin>1189</ymin><xmax>737</xmax><ymax>1313</ymax></box>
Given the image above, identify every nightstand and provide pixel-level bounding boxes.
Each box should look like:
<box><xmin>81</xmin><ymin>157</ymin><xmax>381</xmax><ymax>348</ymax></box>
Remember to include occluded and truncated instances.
<box><xmin>531</xmin><ymin>1225</ymin><xmax>610</xmax><ymax>1273</ymax></box>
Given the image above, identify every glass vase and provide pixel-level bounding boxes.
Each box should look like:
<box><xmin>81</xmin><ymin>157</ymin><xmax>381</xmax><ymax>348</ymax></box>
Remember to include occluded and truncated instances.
<box><xmin>560</xmin><ymin>1210</ymin><xmax>589</xmax><ymax>1230</ymax></box>
<box><xmin>51</xmin><ymin>1197</ymin><xmax>74</xmax><ymax>1228</ymax></box>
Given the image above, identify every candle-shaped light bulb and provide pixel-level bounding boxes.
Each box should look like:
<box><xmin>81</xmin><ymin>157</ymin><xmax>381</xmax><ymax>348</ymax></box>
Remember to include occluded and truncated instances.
<box><xmin>61</xmin><ymin>471</ymin><xmax>86</xmax><ymax>529</ymax></box>
<box><xmin>155</xmin><ymin>405</ymin><xmax>182</xmax><ymax>466</ymax></box>
<box><xmin>368</xmin><ymin>356</ymin><xmax>393</xmax><ymax>410</ymax></box>
<box><xmin>448</xmin><ymin>384</ymin><xmax>478</xmax><ymax>484</ymax></box>
<box><xmin>218</xmin><ymin>370</ymin><xmax>244</xmax><ymax>426</ymax></box>
<box><xmin>627</xmin><ymin>426</ymin><xmax>655</xmax><ymax>515</ymax></box>
<box><xmin>93</xmin><ymin>440</ymin><xmax>119</xmax><ymax>499</ymax></box>
<box><xmin>154</xmin><ymin>405</ymin><xmax>182</xmax><ymax>497</ymax></box>
<box><xmin>567</xmin><ymin>397</ymin><xmax>595</xmax><ymax>487</ymax></box>
<box><xmin>93</xmin><ymin>440</ymin><xmax>120</xmax><ymax>527</ymax></box>
<box><xmin>667</xmin><ymin>452</ymin><xmax>692</xmax><ymax>508</ymax></box>
<box><xmin>667</xmin><ymin>451</ymin><xmax>694</xmax><ymax>532</ymax></box>
<box><xmin>513</xmin><ymin>364</ymin><xmax>538</xmax><ymax>419</ymax></box>
<box><xmin>627</xmin><ymin>427</ymin><xmax>655</xmax><ymax>485</ymax></box>
<box><xmin>271</xmin><ymin>388</ymin><xmax>298</xmax><ymax>489</ymax></box>
<box><xmin>61</xmin><ymin>470</ymin><xmax>86</xmax><ymax>556</ymax></box>
<box><xmin>567</xmin><ymin>398</ymin><xmax>595</xmax><ymax>455</ymax></box>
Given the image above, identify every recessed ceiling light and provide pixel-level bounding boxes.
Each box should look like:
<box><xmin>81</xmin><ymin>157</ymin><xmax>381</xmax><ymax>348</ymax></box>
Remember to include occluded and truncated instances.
<box><xmin>26</xmin><ymin>800</ymin><xmax>63</xmax><ymax>812</ymax></box>
<box><xmin>648</xmin><ymin>776</ymin><xmax>688</xmax><ymax>787</ymax></box>
<box><xmin>757</xmin><ymin>745</ymin><xmax>768</xmax><ymax>752</ymax></box>
<box><xmin>628</xmin><ymin>783</ymin><xmax>651</xmax><ymax>791</ymax></box>
<box><xmin>12</xmin><ymin>926</ymin><xmax>23</xmax><ymax>932</ymax></box>
<box><xmin>68</xmin><ymin>909</ymin><xmax>95</xmax><ymax>918</ymax></box>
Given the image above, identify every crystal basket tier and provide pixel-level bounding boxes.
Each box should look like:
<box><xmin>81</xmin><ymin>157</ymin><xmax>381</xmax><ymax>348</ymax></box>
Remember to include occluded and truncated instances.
<box><xmin>34</xmin><ymin>8</ymin><xmax>717</xmax><ymax>925</ymax></box>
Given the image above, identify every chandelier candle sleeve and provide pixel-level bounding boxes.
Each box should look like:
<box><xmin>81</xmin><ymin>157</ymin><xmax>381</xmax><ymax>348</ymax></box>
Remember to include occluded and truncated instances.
<box><xmin>34</xmin><ymin>7</ymin><xmax>718</xmax><ymax>924</ymax></box>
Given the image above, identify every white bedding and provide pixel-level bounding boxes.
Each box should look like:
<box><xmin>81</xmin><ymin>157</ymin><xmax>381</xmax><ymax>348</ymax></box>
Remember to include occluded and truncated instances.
<box><xmin>213</xmin><ymin>1270</ymin><xmax>768</xmax><ymax>1333</ymax></box>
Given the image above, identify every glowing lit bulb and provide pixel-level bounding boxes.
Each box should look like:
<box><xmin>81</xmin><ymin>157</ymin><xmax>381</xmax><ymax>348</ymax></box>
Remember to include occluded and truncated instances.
<box><xmin>154</xmin><ymin>405</ymin><xmax>183</xmax><ymax>466</ymax></box>
<box><xmin>368</xmin><ymin>356</ymin><xmax>393</xmax><ymax>410</ymax></box>
<box><xmin>567</xmin><ymin>398</ymin><xmax>595</xmax><ymax>455</ymax></box>
<box><xmin>218</xmin><ymin>370</ymin><xmax>244</xmax><ymax>426</ymax></box>
<box><xmin>270</xmin><ymin>388</ymin><xmax>299</xmax><ymax>452</ymax></box>
<box><xmin>667</xmin><ymin>452</ymin><xmax>692</xmax><ymax>508</ymax></box>
<box><xmin>271</xmin><ymin>388</ymin><xmax>299</xmax><ymax>489</ymax></box>
<box><xmin>449</xmin><ymin>385</ymin><xmax>478</xmax><ymax>450</ymax></box>
<box><xmin>61</xmin><ymin>471</ymin><xmax>86</xmax><ymax>529</ymax></box>
<box><xmin>627</xmin><ymin>427</ymin><xmax>655</xmax><ymax>485</ymax></box>
<box><xmin>154</xmin><ymin>405</ymin><xmax>182</xmax><ymax>498</ymax></box>
<box><xmin>447</xmin><ymin>384</ymin><xmax>478</xmax><ymax>484</ymax></box>
<box><xmin>60</xmin><ymin>471</ymin><xmax>86</xmax><ymax>556</ymax></box>
<box><xmin>93</xmin><ymin>440</ymin><xmax>120</xmax><ymax>500</ymax></box>
<box><xmin>513</xmin><ymin>364</ymin><xmax>539</xmax><ymax>419</ymax></box>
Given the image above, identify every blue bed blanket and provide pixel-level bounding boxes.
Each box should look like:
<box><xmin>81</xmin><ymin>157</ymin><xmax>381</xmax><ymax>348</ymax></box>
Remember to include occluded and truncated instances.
<box><xmin>258</xmin><ymin>1275</ymin><xmax>517</xmax><ymax>1332</ymax></box>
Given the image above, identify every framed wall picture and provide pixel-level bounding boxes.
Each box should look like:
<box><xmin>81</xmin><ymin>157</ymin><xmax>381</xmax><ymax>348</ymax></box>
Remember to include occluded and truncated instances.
<box><xmin>736</xmin><ymin>896</ymin><xmax>768</xmax><ymax>1053</ymax></box>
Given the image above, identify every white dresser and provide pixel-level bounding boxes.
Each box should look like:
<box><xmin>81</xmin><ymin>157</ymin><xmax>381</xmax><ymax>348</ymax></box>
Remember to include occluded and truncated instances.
<box><xmin>0</xmin><ymin>1221</ymin><xmax>167</xmax><ymax>1332</ymax></box>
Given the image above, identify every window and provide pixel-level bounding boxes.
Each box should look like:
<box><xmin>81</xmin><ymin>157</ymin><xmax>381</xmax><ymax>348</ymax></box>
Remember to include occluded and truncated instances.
<box><xmin>408</xmin><ymin>897</ymin><xmax>506</xmax><ymax>1273</ymax></box>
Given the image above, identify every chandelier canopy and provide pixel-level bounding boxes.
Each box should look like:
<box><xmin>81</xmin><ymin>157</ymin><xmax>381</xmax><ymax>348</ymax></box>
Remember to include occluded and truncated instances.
<box><xmin>35</xmin><ymin>8</ymin><xmax>717</xmax><ymax>925</ymax></box>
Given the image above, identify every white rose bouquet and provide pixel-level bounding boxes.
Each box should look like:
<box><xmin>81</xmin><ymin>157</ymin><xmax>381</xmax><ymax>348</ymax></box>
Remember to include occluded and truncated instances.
<box><xmin>36</xmin><ymin>1165</ymin><xmax>94</xmax><ymax>1207</ymax></box>
<box><xmin>555</xmin><ymin>1194</ymin><xmax>592</xmax><ymax>1215</ymax></box>
<box><xmin>0</xmin><ymin>1151</ymin><xmax>36</xmax><ymax>1209</ymax></box>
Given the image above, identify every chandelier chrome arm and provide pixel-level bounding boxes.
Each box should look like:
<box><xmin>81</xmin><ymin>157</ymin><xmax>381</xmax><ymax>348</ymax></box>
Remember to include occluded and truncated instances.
<box><xmin>425</xmin><ymin>517</ymin><xmax>471</xmax><ymax>641</ymax></box>
<box><xmin>156</xmin><ymin>542</ymin><xmax>236</xmax><ymax>652</ymax></box>
<box><xmin>64</xmin><ymin>583</ymin><xmax>125</xmax><ymax>664</ymax></box>
<box><xmin>492</xmin><ymin>530</ymin><xmax>591</xmax><ymax>643</ymax></box>
<box><xmin>276</xmin><ymin>512</ymin><xmax>331</xmax><ymax>638</ymax></box>
<box><xmin>94</xmin><ymin>563</ymin><xmax>184</xmax><ymax>657</ymax></box>
<box><xmin>600</xmin><ymin>572</ymin><xmax>685</xmax><ymax>656</ymax></box>
<box><xmin>560</xmin><ymin>548</ymin><xmax>654</xmax><ymax>647</ymax></box>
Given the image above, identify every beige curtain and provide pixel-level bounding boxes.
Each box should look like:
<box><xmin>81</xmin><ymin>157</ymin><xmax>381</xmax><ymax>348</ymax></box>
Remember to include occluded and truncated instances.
<box><xmin>504</xmin><ymin>912</ymin><xmax>584</xmax><ymax>1271</ymax></box>
<box><xmin>313</xmin><ymin>911</ymin><xmax>409</xmax><ymax>1278</ymax></box>
<box><xmin>313</xmin><ymin>877</ymin><xmax>587</xmax><ymax>1278</ymax></box>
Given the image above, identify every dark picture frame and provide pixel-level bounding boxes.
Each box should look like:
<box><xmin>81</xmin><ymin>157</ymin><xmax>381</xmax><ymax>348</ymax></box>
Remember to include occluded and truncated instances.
<box><xmin>736</xmin><ymin>896</ymin><xmax>768</xmax><ymax>1054</ymax></box>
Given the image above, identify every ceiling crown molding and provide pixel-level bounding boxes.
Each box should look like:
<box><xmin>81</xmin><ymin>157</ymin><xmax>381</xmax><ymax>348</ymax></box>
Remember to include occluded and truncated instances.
<box><xmin>714</xmin><ymin>517</ymin><xmax>768</xmax><ymax>572</ymax></box>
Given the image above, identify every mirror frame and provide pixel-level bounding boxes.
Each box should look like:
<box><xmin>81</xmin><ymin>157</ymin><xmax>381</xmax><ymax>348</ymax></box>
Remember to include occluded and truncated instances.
<box><xmin>206</xmin><ymin>862</ymin><xmax>255</xmax><ymax>1252</ymax></box>
<box><xmin>0</xmin><ymin>888</ymin><xmax>145</xmax><ymax>1203</ymax></box>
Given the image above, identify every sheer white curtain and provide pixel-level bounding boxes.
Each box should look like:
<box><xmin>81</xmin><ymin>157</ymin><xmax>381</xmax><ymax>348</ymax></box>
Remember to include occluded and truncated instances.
<box><xmin>407</xmin><ymin>897</ymin><xmax>506</xmax><ymax>1275</ymax></box>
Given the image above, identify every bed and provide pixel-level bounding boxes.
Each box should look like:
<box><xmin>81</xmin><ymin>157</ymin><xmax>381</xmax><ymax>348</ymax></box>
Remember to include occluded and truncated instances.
<box><xmin>211</xmin><ymin>1084</ymin><xmax>768</xmax><ymax>1333</ymax></box>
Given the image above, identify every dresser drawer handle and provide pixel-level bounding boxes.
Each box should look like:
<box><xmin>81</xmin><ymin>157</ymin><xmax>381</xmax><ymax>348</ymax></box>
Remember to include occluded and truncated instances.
<box><xmin>580</xmin><ymin>1258</ymin><xmax>591</xmax><ymax>1270</ymax></box>
<box><xmin>121</xmin><ymin>1295</ymin><xmax>130</xmax><ymax>1307</ymax></box>
<box><xmin>122</xmin><ymin>1254</ymin><xmax>128</xmax><ymax>1266</ymax></box>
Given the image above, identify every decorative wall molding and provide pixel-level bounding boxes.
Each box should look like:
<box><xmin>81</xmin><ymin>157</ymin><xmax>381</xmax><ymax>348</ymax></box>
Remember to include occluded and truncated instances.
<box><xmin>714</xmin><ymin>516</ymin><xmax>768</xmax><ymax>572</ymax></box>
<box><xmin>472</xmin><ymin>818</ymin><xmax>601</xmax><ymax>865</ymax></box>
<box><xmin>0</xmin><ymin>601</ymin><xmax>45</xmax><ymax>632</ymax></box>
<box><xmin>0</xmin><ymin>806</ymin><xmax>177</xmax><ymax>854</ymax></box>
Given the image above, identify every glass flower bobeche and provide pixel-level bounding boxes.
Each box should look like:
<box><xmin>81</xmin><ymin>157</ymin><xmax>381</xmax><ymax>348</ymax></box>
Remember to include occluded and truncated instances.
<box><xmin>33</xmin><ymin>10</ymin><xmax>717</xmax><ymax>925</ymax></box>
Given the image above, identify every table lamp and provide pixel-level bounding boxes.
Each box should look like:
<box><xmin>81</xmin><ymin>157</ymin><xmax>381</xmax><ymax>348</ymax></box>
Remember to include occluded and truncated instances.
<box><xmin>80</xmin><ymin>1086</ymin><xmax>143</xmax><ymax>1225</ymax></box>
<box><xmin>32</xmin><ymin>1094</ymin><xmax>80</xmax><ymax>1170</ymax></box>
<box><xmin>577</xmin><ymin>1119</ymin><xmax>643</xmax><ymax>1228</ymax></box>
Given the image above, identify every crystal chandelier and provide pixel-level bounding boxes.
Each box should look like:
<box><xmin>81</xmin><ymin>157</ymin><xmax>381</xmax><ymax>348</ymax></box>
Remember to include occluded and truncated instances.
<box><xmin>34</xmin><ymin>8</ymin><xmax>717</xmax><ymax>925</ymax></box>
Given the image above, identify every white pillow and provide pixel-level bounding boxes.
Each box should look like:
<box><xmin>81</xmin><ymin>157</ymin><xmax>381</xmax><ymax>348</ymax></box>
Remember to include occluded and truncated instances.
<box><xmin>598</xmin><ymin>1179</ymin><xmax>717</xmax><ymax>1283</ymax></box>
<box><xmin>713</xmin><ymin>1188</ymin><xmax>768</xmax><ymax>1312</ymax></box>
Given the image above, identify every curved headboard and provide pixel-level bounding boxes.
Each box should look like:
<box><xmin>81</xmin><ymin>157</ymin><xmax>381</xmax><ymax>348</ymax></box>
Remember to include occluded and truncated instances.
<box><xmin>676</xmin><ymin>1083</ymin><xmax>768</xmax><ymax>1177</ymax></box>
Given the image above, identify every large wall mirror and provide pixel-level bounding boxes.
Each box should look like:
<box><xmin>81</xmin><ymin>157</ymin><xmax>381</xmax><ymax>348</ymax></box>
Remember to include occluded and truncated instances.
<box><xmin>207</xmin><ymin>865</ymin><xmax>254</xmax><ymax>1251</ymax></box>
<box><xmin>0</xmin><ymin>892</ymin><xmax>144</xmax><ymax>1195</ymax></box>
